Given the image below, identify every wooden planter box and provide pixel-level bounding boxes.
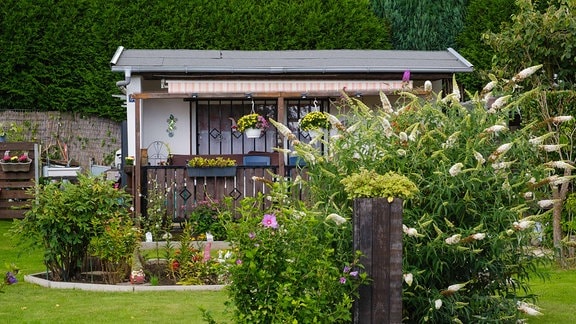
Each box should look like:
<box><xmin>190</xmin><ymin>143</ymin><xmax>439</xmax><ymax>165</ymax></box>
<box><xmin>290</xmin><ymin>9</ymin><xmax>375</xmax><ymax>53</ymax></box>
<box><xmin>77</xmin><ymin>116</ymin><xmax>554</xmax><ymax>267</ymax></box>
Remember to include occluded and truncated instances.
<box><xmin>0</xmin><ymin>160</ymin><xmax>32</xmax><ymax>172</ymax></box>
<box><xmin>186</xmin><ymin>166</ymin><xmax>237</xmax><ymax>178</ymax></box>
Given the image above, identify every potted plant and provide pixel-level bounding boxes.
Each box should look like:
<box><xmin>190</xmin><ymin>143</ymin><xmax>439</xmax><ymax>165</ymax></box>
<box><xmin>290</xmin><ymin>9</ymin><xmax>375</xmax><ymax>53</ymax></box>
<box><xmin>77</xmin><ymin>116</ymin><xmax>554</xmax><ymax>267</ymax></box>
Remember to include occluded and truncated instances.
<box><xmin>237</xmin><ymin>113</ymin><xmax>269</xmax><ymax>138</ymax></box>
<box><xmin>0</xmin><ymin>151</ymin><xmax>32</xmax><ymax>172</ymax></box>
<box><xmin>186</xmin><ymin>156</ymin><xmax>238</xmax><ymax>177</ymax></box>
<box><xmin>299</xmin><ymin>111</ymin><xmax>330</xmax><ymax>138</ymax></box>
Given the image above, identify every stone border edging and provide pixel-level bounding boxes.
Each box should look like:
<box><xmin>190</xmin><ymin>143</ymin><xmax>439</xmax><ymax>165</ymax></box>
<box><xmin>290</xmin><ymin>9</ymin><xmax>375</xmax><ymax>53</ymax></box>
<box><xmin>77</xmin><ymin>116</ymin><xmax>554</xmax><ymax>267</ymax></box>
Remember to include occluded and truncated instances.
<box><xmin>24</xmin><ymin>273</ymin><xmax>226</xmax><ymax>292</ymax></box>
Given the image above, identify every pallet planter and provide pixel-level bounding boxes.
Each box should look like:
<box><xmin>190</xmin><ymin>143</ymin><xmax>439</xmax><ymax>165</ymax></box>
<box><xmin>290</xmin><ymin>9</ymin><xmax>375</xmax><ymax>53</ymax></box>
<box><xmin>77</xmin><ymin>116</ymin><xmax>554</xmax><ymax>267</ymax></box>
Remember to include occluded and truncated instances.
<box><xmin>0</xmin><ymin>142</ymin><xmax>39</xmax><ymax>219</ymax></box>
<box><xmin>186</xmin><ymin>166</ymin><xmax>237</xmax><ymax>178</ymax></box>
<box><xmin>0</xmin><ymin>160</ymin><xmax>32</xmax><ymax>172</ymax></box>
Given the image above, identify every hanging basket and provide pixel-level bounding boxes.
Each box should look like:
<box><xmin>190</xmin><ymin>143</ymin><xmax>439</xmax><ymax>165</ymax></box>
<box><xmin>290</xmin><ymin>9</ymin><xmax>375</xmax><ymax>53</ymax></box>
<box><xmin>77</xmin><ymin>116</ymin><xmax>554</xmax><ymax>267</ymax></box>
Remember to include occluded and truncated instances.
<box><xmin>244</xmin><ymin>128</ymin><xmax>261</xmax><ymax>139</ymax></box>
<box><xmin>0</xmin><ymin>160</ymin><xmax>32</xmax><ymax>172</ymax></box>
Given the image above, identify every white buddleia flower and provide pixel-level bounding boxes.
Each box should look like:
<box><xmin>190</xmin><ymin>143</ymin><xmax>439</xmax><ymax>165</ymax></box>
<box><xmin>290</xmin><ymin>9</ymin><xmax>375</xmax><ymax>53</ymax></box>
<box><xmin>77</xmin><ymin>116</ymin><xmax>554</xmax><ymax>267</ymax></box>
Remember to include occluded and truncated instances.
<box><xmin>449</xmin><ymin>163</ymin><xmax>464</xmax><ymax>177</ymax></box>
<box><xmin>538</xmin><ymin>144</ymin><xmax>565</xmax><ymax>152</ymax></box>
<box><xmin>528</xmin><ymin>132</ymin><xmax>555</xmax><ymax>145</ymax></box>
<box><xmin>473</xmin><ymin>151</ymin><xmax>485</xmax><ymax>164</ymax></box>
<box><xmin>483</xmin><ymin>125</ymin><xmax>508</xmax><ymax>134</ymax></box>
<box><xmin>403</xmin><ymin>224</ymin><xmax>419</xmax><ymax>237</ymax></box>
<box><xmin>544</xmin><ymin>161</ymin><xmax>575</xmax><ymax>170</ymax></box>
<box><xmin>471</xmin><ymin>233</ymin><xmax>486</xmax><ymax>240</ymax></box>
<box><xmin>512</xmin><ymin>65</ymin><xmax>543</xmax><ymax>83</ymax></box>
<box><xmin>537</xmin><ymin>199</ymin><xmax>556</xmax><ymax>209</ymax></box>
<box><xmin>434</xmin><ymin>299</ymin><xmax>443</xmax><ymax>310</ymax></box>
<box><xmin>403</xmin><ymin>273</ymin><xmax>413</xmax><ymax>286</ymax></box>
<box><xmin>326</xmin><ymin>213</ymin><xmax>347</xmax><ymax>226</ymax></box>
<box><xmin>513</xmin><ymin>220</ymin><xmax>535</xmax><ymax>231</ymax></box>
<box><xmin>517</xmin><ymin>301</ymin><xmax>543</xmax><ymax>316</ymax></box>
<box><xmin>490</xmin><ymin>95</ymin><xmax>511</xmax><ymax>110</ymax></box>
<box><xmin>399</xmin><ymin>132</ymin><xmax>408</xmax><ymax>142</ymax></box>
<box><xmin>548</xmin><ymin>115</ymin><xmax>573</xmax><ymax>124</ymax></box>
<box><xmin>445</xmin><ymin>234</ymin><xmax>461</xmax><ymax>245</ymax></box>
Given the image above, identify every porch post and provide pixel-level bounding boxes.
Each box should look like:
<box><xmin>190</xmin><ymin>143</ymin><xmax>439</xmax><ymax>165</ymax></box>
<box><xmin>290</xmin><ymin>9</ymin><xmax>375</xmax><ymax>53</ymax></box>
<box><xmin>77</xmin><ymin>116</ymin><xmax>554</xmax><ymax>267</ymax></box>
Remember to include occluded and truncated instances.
<box><xmin>277</xmin><ymin>96</ymin><xmax>285</xmax><ymax>176</ymax></box>
<box><xmin>134</xmin><ymin>97</ymin><xmax>142</xmax><ymax>216</ymax></box>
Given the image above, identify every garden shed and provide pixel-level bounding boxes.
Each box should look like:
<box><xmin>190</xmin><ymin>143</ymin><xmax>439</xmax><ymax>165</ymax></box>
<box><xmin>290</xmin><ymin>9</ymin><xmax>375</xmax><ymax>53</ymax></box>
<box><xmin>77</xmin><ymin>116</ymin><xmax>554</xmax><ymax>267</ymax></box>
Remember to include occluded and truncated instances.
<box><xmin>110</xmin><ymin>47</ymin><xmax>473</xmax><ymax>216</ymax></box>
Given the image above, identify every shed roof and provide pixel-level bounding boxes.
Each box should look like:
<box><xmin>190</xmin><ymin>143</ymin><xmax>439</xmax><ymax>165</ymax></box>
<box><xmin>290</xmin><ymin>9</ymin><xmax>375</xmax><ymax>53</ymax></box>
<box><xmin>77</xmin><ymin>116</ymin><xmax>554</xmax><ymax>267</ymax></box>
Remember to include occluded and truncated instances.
<box><xmin>110</xmin><ymin>47</ymin><xmax>473</xmax><ymax>75</ymax></box>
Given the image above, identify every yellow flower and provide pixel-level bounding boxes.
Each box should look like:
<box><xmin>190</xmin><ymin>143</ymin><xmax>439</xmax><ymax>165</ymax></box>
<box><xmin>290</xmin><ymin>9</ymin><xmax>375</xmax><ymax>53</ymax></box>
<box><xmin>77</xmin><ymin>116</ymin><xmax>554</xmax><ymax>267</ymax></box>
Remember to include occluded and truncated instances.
<box><xmin>299</xmin><ymin>111</ymin><xmax>329</xmax><ymax>131</ymax></box>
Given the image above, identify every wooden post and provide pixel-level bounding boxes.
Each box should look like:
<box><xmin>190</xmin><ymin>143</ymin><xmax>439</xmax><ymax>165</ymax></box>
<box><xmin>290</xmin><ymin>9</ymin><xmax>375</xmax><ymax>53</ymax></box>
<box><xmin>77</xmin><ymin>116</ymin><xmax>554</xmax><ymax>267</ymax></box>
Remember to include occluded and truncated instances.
<box><xmin>353</xmin><ymin>197</ymin><xmax>403</xmax><ymax>324</ymax></box>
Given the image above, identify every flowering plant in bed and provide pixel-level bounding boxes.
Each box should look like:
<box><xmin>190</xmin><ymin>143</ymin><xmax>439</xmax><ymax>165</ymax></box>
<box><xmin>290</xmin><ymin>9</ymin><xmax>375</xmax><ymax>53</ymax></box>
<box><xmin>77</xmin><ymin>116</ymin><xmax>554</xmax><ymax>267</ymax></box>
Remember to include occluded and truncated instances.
<box><xmin>188</xmin><ymin>198</ymin><xmax>228</xmax><ymax>241</ymax></box>
<box><xmin>236</xmin><ymin>113</ymin><xmax>269</xmax><ymax>132</ymax></box>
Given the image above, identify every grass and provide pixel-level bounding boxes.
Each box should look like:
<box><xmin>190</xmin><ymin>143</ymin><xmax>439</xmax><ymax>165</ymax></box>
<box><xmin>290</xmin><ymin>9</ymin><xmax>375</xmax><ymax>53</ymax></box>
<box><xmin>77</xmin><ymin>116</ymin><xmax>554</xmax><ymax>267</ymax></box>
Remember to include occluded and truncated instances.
<box><xmin>526</xmin><ymin>264</ymin><xmax>576</xmax><ymax>324</ymax></box>
<box><xmin>0</xmin><ymin>220</ymin><xmax>232</xmax><ymax>324</ymax></box>
<box><xmin>2</xmin><ymin>219</ymin><xmax>575</xmax><ymax>323</ymax></box>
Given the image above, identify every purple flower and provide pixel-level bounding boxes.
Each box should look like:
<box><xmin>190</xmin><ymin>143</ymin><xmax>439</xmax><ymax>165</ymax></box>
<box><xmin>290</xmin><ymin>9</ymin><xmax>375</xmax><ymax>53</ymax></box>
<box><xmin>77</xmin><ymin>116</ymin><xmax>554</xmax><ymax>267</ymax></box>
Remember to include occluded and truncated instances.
<box><xmin>5</xmin><ymin>272</ymin><xmax>17</xmax><ymax>285</ymax></box>
<box><xmin>343</xmin><ymin>266</ymin><xmax>351</xmax><ymax>273</ymax></box>
<box><xmin>236</xmin><ymin>259</ymin><xmax>243</xmax><ymax>265</ymax></box>
<box><xmin>349</xmin><ymin>271</ymin><xmax>358</xmax><ymax>277</ymax></box>
<box><xmin>262</xmin><ymin>214</ymin><xmax>278</xmax><ymax>228</ymax></box>
<box><xmin>402</xmin><ymin>70</ymin><xmax>411</xmax><ymax>83</ymax></box>
<box><xmin>248</xmin><ymin>232</ymin><xmax>256</xmax><ymax>239</ymax></box>
<box><xmin>339</xmin><ymin>277</ymin><xmax>347</xmax><ymax>284</ymax></box>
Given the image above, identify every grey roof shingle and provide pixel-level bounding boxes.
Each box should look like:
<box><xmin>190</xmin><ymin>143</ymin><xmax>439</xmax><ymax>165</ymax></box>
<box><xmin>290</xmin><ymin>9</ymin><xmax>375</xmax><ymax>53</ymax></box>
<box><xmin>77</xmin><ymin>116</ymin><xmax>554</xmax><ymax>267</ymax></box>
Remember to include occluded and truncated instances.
<box><xmin>110</xmin><ymin>47</ymin><xmax>473</xmax><ymax>74</ymax></box>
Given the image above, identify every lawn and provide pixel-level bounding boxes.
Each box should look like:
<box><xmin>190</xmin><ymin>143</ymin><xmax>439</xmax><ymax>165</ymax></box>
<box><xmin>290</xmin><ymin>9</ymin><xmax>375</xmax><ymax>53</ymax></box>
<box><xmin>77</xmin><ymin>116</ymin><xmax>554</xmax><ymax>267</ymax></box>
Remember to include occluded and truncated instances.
<box><xmin>1</xmin><ymin>219</ymin><xmax>574</xmax><ymax>323</ymax></box>
<box><xmin>0</xmin><ymin>220</ymin><xmax>232</xmax><ymax>324</ymax></box>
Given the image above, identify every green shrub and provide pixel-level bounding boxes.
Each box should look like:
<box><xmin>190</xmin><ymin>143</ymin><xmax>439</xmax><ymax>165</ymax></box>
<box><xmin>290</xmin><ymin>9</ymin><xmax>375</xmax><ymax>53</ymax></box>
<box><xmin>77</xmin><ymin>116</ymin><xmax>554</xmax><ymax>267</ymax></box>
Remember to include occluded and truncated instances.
<box><xmin>224</xmin><ymin>178</ymin><xmax>368</xmax><ymax>323</ymax></box>
<box><xmin>12</xmin><ymin>174</ymin><xmax>133</xmax><ymax>281</ymax></box>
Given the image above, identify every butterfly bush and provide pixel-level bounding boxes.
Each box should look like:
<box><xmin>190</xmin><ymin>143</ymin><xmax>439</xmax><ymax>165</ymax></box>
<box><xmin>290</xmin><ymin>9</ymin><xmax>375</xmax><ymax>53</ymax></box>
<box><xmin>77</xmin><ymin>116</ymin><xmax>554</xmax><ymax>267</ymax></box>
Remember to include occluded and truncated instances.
<box><xmin>223</xmin><ymin>65</ymin><xmax>573</xmax><ymax>322</ymax></box>
<box><xmin>262</xmin><ymin>65</ymin><xmax>571</xmax><ymax>322</ymax></box>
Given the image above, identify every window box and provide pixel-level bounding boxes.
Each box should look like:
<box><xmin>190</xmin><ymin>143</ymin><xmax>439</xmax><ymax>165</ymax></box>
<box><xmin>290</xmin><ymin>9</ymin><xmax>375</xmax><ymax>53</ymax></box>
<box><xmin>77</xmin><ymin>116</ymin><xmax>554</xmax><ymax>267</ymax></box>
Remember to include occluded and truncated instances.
<box><xmin>186</xmin><ymin>166</ymin><xmax>237</xmax><ymax>178</ymax></box>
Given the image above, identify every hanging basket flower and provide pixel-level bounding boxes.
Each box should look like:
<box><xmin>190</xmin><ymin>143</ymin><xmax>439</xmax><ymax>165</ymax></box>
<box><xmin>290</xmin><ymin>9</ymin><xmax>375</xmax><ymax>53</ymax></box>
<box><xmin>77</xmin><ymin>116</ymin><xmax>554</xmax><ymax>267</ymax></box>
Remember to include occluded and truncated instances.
<box><xmin>237</xmin><ymin>114</ymin><xmax>269</xmax><ymax>138</ymax></box>
<box><xmin>299</xmin><ymin>111</ymin><xmax>330</xmax><ymax>131</ymax></box>
<box><xmin>1</xmin><ymin>152</ymin><xmax>32</xmax><ymax>172</ymax></box>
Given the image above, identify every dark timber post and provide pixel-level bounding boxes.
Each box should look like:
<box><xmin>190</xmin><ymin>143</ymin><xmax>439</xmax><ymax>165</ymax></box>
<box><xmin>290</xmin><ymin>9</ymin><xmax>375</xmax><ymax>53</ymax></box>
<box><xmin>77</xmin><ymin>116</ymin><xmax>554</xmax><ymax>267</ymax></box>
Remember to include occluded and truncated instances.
<box><xmin>353</xmin><ymin>198</ymin><xmax>403</xmax><ymax>324</ymax></box>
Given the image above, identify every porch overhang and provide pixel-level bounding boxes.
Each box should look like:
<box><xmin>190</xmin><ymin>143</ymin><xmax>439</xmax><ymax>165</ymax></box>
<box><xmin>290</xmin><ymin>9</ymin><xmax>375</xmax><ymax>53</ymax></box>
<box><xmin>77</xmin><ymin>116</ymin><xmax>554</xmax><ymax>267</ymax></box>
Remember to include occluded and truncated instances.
<box><xmin>165</xmin><ymin>79</ymin><xmax>410</xmax><ymax>97</ymax></box>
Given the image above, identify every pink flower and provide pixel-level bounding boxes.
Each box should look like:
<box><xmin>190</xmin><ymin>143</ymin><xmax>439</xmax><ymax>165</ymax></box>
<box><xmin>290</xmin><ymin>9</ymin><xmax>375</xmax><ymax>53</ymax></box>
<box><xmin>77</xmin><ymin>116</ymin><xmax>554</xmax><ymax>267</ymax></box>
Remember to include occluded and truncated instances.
<box><xmin>248</xmin><ymin>232</ymin><xmax>256</xmax><ymax>239</ymax></box>
<box><xmin>236</xmin><ymin>259</ymin><xmax>243</xmax><ymax>265</ymax></box>
<box><xmin>262</xmin><ymin>214</ymin><xmax>278</xmax><ymax>228</ymax></box>
<box><xmin>339</xmin><ymin>277</ymin><xmax>347</xmax><ymax>284</ymax></box>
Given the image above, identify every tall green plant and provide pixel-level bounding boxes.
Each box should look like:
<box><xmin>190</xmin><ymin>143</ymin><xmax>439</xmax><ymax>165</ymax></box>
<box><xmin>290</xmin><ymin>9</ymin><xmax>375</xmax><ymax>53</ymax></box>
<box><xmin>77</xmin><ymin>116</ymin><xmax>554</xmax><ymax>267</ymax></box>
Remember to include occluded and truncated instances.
<box><xmin>11</xmin><ymin>174</ymin><xmax>133</xmax><ymax>281</ymax></box>
<box><xmin>269</xmin><ymin>67</ymin><xmax>567</xmax><ymax>320</ymax></box>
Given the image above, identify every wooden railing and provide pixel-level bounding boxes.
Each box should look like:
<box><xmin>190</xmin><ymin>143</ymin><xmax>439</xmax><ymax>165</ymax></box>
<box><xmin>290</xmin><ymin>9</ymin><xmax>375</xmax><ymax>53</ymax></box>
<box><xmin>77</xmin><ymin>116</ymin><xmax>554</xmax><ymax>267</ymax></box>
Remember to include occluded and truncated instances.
<box><xmin>134</xmin><ymin>165</ymin><xmax>308</xmax><ymax>221</ymax></box>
